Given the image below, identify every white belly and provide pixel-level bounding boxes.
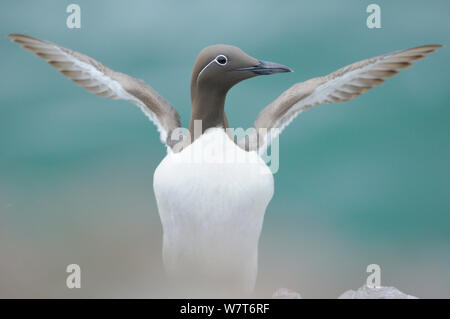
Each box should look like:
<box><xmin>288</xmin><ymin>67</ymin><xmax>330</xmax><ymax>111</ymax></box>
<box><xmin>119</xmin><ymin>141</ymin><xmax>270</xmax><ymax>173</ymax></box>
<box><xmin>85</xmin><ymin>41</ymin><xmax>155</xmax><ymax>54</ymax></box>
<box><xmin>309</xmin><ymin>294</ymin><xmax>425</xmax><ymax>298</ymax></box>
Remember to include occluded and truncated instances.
<box><xmin>153</xmin><ymin>129</ymin><xmax>274</xmax><ymax>295</ymax></box>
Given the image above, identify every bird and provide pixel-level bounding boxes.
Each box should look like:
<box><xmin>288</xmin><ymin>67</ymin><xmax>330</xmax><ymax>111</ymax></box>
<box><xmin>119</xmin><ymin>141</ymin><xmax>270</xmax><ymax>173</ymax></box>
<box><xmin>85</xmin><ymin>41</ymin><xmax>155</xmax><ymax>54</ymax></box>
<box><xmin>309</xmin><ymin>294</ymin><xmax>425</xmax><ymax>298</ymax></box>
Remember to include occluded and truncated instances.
<box><xmin>8</xmin><ymin>33</ymin><xmax>441</xmax><ymax>297</ymax></box>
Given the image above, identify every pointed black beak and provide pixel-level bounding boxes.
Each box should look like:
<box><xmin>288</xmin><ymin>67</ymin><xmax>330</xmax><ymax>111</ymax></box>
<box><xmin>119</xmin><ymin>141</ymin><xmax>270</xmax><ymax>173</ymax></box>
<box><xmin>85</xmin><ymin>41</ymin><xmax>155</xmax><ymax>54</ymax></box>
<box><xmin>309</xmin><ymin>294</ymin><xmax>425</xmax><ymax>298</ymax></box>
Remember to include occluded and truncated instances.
<box><xmin>237</xmin><ymin>60</ymin><xmax>293</xmax><ymax>75</ymax></box>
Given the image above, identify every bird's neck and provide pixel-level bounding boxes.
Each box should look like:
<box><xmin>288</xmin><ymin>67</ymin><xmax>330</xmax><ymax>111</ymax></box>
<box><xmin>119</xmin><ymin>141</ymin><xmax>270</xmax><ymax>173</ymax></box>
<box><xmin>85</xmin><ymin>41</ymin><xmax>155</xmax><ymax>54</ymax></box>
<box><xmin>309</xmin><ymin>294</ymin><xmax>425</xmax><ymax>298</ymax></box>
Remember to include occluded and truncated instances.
<box><xmin>189</xmin><ymin>86</ymin><xmax>229</xmax><ymax>140</ymax></box>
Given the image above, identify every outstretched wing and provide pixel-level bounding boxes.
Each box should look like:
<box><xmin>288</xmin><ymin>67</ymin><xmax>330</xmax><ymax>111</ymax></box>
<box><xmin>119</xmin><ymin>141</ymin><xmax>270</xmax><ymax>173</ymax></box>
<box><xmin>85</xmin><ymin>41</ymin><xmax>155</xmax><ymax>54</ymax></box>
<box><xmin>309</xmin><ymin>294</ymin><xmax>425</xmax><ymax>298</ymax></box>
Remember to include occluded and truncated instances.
<box><xmin>240</xmin><ymin>45</ymin><xmax>441</xmax><ymax>153</ymax></box>
<box><xmin>8</xmin><ymin>34</ymin><xmax>181</xmax><ymax>148</ymax></box>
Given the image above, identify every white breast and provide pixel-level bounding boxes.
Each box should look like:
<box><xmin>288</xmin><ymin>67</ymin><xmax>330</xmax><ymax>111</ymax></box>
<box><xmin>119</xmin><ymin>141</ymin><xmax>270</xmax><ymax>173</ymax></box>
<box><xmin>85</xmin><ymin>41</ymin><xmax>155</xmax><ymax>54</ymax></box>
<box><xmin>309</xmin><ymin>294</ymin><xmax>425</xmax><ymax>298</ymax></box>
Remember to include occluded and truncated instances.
<box><xmin>153</xmin><ymin>128</ymin><xmax>274</xmax><ymax>295</ymax></box>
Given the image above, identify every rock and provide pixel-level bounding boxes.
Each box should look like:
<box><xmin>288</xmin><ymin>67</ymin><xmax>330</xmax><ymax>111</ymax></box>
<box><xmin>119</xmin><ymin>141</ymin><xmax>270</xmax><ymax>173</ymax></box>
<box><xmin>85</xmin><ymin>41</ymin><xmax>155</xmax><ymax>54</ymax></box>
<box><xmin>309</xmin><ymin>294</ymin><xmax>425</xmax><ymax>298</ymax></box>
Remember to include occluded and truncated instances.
<box><xmin>338</xmin><ymin>285</ymin><xmax>418</xmax><ymax>299</ymax></box>
<box><xmin>272</xmin><ymin>288</ymin><xmax>302</xmax><ymax>299</ymax></box>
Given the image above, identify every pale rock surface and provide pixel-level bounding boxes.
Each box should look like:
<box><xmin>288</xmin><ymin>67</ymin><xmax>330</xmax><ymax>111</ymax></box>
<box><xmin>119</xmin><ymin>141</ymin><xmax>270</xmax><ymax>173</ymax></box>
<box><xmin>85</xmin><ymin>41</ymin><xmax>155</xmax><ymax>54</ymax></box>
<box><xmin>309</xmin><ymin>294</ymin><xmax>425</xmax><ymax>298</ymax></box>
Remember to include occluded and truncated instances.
<box><xmin>338</xmin><ymin>285</ymin><xmax>418</xmax><ymax>299</ymax></box>
<box><xmin>271</xmin><ymin>285</ymin><xmax>418</xmax><ymax>299</ymax></box>
<box><xmin>272</xmin><ymin>288</ymin><xmax>302</xmax><ymax>299</ymax></box>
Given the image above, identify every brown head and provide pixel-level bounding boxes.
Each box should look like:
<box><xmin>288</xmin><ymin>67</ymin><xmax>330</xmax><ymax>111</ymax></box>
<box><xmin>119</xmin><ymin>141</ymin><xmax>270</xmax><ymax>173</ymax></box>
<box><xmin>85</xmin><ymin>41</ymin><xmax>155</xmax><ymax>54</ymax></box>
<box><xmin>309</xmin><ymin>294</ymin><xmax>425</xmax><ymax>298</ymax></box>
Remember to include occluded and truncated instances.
<box><xmin>189</xmin><ymin>44</ymin><xmax>292</xmax><ymax>138</ymax></box>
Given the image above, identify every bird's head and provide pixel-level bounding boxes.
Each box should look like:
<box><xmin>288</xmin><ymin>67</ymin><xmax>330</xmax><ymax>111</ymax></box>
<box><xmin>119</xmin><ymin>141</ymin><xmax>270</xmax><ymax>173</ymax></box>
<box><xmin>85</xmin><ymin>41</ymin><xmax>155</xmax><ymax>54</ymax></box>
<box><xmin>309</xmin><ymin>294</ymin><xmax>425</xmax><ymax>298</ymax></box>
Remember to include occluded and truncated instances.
<box><xmin>190</xmin><ymin>44</ymin><xmax>292</xmax><ymax>98</ymax></box>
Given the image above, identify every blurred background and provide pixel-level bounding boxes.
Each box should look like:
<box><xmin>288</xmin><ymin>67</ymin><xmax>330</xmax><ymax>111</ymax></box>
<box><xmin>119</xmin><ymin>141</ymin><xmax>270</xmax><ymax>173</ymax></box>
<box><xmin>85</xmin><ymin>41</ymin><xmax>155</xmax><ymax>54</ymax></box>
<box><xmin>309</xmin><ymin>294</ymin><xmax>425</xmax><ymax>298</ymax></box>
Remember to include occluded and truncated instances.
<box><xmin>0</xmin><ymin>0</ymin><xmax>449</xmax><ymax>298</ymax></box>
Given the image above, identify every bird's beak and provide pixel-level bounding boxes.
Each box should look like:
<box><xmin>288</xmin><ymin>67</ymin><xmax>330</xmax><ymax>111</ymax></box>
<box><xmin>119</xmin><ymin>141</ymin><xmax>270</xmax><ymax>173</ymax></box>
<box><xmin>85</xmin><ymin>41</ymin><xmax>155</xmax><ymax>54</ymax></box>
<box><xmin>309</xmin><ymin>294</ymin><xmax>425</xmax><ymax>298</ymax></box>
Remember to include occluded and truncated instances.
<box><xmin>237</xmin><ymin>60</ymin><xmax>293</xmax><ymax>75</ymax></box>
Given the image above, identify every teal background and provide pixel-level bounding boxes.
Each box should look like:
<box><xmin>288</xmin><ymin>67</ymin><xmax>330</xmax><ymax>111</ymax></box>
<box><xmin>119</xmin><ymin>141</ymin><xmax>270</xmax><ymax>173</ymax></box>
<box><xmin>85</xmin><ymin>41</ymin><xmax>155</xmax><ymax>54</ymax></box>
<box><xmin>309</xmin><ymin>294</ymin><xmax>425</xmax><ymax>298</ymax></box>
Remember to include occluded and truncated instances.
<box><xmin>0</xmin><ymin>0</ymin><xmax>448</xmax><ymax>297</ymax></box>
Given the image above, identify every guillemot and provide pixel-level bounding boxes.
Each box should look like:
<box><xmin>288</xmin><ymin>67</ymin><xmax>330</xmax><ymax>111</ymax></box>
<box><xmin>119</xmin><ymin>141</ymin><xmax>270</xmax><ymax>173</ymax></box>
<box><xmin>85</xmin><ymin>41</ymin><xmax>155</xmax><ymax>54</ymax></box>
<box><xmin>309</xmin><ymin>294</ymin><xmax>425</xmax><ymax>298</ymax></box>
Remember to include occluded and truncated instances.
<box><xmin>8</xmin><ymin>34</ymin><xmax>441</xmax><ymax>296</ymax></box>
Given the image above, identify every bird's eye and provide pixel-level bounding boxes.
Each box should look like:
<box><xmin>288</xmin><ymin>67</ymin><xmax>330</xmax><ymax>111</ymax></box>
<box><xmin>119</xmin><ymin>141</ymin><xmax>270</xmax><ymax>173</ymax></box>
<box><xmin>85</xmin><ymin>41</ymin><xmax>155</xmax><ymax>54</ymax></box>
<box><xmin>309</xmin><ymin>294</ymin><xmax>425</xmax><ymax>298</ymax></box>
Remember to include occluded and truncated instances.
<box><xmin>215</xmin><ymin>55</ymin><xmax>227</xmax><ymax>65</ymax></box>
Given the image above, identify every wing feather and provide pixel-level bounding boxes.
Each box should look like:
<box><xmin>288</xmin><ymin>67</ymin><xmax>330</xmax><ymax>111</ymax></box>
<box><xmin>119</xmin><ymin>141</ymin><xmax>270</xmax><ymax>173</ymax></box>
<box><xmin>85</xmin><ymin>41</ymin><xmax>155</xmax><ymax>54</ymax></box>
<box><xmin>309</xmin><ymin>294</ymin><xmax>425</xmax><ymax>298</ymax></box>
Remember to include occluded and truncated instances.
<box><xmin>242</xmin><ymin>45</ymin><xmax>442</xmax><ymax>153</ymax></box>
<box><xmin>8</xmin><ymin>34</ymin><xmax>181</xmax><ymax>148</ymax></box>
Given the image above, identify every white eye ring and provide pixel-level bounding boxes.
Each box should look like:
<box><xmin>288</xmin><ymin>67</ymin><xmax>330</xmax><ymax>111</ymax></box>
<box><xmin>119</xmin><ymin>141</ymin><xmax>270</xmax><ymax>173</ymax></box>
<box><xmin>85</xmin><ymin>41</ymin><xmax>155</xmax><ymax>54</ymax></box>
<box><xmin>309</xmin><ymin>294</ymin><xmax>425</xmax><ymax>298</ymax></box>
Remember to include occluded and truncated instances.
<box><xmin>215</xmin><ymin>55</ymin><xmax>228</xmax><ymax>66</ymax></box>
<box><xmin>197</xmin><ymin>54</ymin><xmax>228</xmax><ymax>82</ymax></box>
